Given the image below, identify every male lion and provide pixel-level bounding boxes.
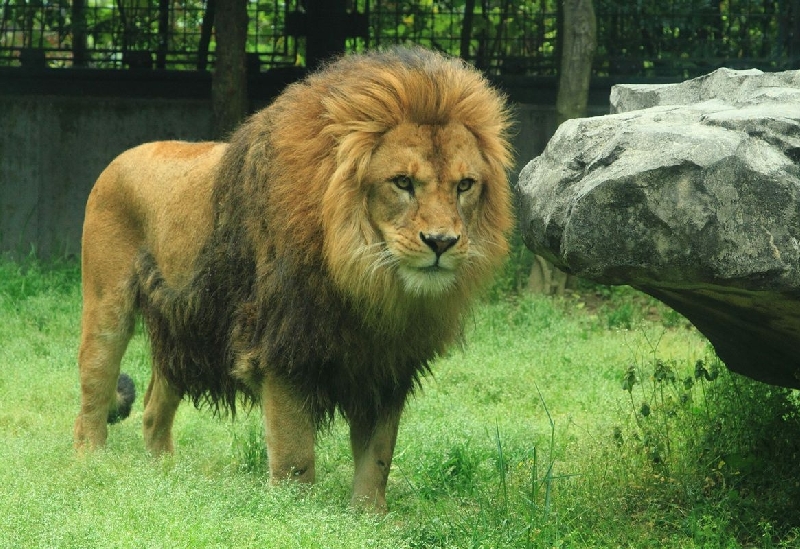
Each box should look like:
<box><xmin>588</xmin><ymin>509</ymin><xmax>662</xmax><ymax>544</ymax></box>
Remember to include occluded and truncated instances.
<box><xmin>74</xmin><ymin>46</ymin><xmax>512</xmax><ymax>511</ymax></box>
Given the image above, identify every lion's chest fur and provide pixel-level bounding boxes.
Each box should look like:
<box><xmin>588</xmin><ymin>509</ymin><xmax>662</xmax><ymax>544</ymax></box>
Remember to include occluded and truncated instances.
<box><xmin>232</xmin><ymin>257</ymin><xmax>451</xmax><ymax>424</ymax></box>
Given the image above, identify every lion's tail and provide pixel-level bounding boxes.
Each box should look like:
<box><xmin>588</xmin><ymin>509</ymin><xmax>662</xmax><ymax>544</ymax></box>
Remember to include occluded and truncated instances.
<box><xmin>107</xmin><ymin>372</ymin><xmax>136</xmax><ymax>424</ymax></box>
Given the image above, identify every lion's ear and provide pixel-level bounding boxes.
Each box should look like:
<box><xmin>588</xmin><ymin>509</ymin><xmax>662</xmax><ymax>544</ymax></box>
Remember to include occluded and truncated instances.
<box><xmin>332</xmin><ymin>130</ymin><xmax>379</xmax><ymax>186</ymax></box>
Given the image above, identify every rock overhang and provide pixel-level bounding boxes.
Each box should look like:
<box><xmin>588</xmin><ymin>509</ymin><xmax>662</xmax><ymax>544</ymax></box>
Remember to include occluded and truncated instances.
<box><xmin>516</xmin><ymin>67</ymin><xmax>800</xmax><ymax>388</ymax></box>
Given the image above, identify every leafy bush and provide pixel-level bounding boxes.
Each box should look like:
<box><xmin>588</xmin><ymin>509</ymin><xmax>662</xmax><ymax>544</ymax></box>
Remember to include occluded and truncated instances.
<box><xmin>616</xmin><ymin>345</ymin><xmax>800</xmax><ymax>545</ymax></box>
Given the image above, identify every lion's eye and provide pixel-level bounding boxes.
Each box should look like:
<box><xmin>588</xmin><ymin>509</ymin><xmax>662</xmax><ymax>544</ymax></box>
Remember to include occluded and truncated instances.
<box><xmin>457</xmin><ymin>177</ymin><xmax>476</xmax><ymax>194</ymax></box>
<box><xmin>391</xmin><ymin>175</ymin><xmax>414</xmax><ymax>194</ymax></box>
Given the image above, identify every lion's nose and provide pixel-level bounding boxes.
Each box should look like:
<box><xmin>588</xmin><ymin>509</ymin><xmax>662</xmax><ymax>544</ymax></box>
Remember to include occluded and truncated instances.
<box><xmin>420</xmin><ymin>232</ymin><xmax>460</xmax><ymax>256</ymax></box>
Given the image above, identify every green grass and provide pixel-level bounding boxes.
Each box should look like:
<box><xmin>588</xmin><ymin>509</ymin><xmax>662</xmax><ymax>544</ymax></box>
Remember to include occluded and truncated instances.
<box><xmin>1</xmin><ymin>257</ymin><xmax>799</xmax><ymax>548</ymax></box>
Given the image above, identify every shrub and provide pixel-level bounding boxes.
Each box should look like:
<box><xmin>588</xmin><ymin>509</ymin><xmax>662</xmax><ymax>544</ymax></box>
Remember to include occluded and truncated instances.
<box><xmin>617</xmin><ymin>344</ymin><xmax>800</xmax><ymax>544</ymax></box>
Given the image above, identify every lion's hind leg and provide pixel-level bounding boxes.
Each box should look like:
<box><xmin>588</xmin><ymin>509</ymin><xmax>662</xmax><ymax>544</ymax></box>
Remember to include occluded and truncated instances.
<box><xmin>75</xmin><ymin>187</ymin><xmax>142</xmax><ymax>451</ymax></box>
<box><xmin>74</xmin><ymin>284</ymin><xmax>137</xmax><ymax>451</ymax></box>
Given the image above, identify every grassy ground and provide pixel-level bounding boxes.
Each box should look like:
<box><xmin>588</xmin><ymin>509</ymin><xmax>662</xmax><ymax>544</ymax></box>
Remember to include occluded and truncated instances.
<box><xmin>1</xmin><ymin>258</ymin><xmax>799</xmax><ymax>548</ymax></box>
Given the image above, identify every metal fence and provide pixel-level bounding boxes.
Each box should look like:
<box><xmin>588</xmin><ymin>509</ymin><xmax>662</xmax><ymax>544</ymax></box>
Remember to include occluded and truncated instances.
<box><xmin>0</xmin><ymin>0</ymin><xmax>301</xmax><ymax>70</ymax></box>
<box><xmin>1</xmin><ymin>0</ymin><xmax>797</xmax><ymax>77</ymax></box>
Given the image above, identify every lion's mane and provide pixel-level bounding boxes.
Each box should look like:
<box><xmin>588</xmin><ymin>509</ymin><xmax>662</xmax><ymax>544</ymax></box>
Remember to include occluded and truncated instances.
<box><xmin>135</xmin><ymin>47</ymin><xmax>513</xmax><ymax>426</ymax></box>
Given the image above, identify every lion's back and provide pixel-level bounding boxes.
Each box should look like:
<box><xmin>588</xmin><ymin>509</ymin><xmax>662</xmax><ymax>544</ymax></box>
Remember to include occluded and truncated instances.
<box><xmin>84</xmin><ymin>140</ymin><xmax>227</xmax><ymax>287</ymax></box>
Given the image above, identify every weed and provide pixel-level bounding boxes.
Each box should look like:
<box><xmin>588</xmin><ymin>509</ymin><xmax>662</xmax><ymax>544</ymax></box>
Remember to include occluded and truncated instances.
<box><xmin>0</xmin><ymin>252</ymin><xmax>80</xmax><ymax>304</ymax></box>
<box><xmin>603</xmin><ymin>300</ymin><xmax>636</xmax><ymax>329</ymax></box>
<box><xmin>414</xmin><ymin>440</ymin><xmax>483</xmax><ymax>500</ymax></box>
<box><xmin>615</xmin><ymin>332</ymin><xmax>800</xmax><ymax>545</ymax></box>
<box><xmin>234</xmin><ymin>418</ymin><xmax>269</xmax><ymax>475</ymax></box>
<box><xmin>485</xmin><ymin>226</ymin><xmax>537</xmax><ymax>300</ymax></box>
<box><xmin>521</xmin><ymin>385</ymin><xmax>564</xmax><ymax>548</ymax></box>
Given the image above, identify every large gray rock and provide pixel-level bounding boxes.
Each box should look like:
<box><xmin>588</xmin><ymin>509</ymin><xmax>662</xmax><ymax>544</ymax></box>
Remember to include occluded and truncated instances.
<box><xmin>517</xmin><ymin>68</ymin><xmax>800</xmax><ymax>389</ymax></box>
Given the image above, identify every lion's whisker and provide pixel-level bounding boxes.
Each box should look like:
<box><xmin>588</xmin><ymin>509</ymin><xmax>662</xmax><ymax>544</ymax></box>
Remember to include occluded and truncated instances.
<box><xmin>367</xmin><ymin>250</ymin><xmax>399</xmax><ymax>276</ymax></box>
<box><xmin>472</xmin><ymin>237</ymin><xmax>506</xmax><ymax>253</ymax></box>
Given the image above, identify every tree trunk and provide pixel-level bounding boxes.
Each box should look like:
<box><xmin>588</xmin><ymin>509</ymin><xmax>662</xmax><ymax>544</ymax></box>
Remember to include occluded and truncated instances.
<box><xmin>212</xmin><ymin>0</ymin><xmax>248</xmax><ymax>139</ymax></box>
<box><xmin>156</xmin><ymin>0</ymin><xmax>170</xmax><ymax>69</ymax></box>
<box><xmin>304</xmin><ymin>0</ymin><xmax>347</xmax><ymax>70</ymax></box>
<box><xmin>197</xmin><ymin>0</ymin><xmax>216</xmax><ymax>71</ymax></box>
<box><xmin>531</xmin><ymin>0</ymin><xmax>596</xmax><ymax>295</ymax></box>
<box><xmin>555</xmin><ymin>0</ymin><xmax>596</xmax><ymax>125</ymax></box>
<box><xmin>459</xmin><ymin>0</ymin><xmax>476</xmax><ymax>61</ymax></box>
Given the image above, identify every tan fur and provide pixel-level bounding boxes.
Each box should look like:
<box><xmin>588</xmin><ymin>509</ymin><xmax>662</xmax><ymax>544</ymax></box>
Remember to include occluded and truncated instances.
<box><xmin>74</xmin><ymin>47</ymin><xmax>512</xmax><ymax>511</ymax></box>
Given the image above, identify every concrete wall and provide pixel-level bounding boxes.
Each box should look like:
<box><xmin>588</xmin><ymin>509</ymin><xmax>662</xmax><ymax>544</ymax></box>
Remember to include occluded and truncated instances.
<box><xmin>0</xmin><ymin>95</ymin><xmax>577</xmax><ymax>258</ymax></box>
<box><xmin>0</xmin><ymin>95</ymin><xmax>213</xmax><ymax>257</ymax></box>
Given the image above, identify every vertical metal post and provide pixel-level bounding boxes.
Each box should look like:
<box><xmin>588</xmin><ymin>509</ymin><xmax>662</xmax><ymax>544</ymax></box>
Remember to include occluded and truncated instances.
<box><xmin>304</xmin><ymin>0</ymin><xmax>347</xmax><ymax>69</ymax></box>
<box><xmin>71</xmin><ymin>0</ymin><xmax>87</xmax><ymax>67</ymax></box>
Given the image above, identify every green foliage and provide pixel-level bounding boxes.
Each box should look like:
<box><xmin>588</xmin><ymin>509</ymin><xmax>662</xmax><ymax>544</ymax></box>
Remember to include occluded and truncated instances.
<box><xmin>415</xmin><ymin>440</ymin><xmax>483</xmax><ymax>500</ymax></box>
<box><xmin>2</xmin><ymin>0</ymin><xmax>791</xmax><ymax>75</ymax></box>
<box><xmin>0</xmin><ymin>253</ymin><xmax>80</xmax><ymax>304</ymax></box>
<box><xmin>593</xmin><ymin>0</ymin><xmax>795</xmax><ymax>76</ymax></box>
<box><xmin>233</xmin><ymin>417</ymin><xmax>270</xmax><ymax>475</ymax></box>
<box><xmin>369</xmin><ymin>1</ymin><xmax>559</xmax><ymax>74</ymax></box>
<box><xmin>616</xmin><ymin>339</ymin><xmax>800</xmax><ymax>545</ymax></box>
<box><xmin>485</xmin><ymin>226</ymin><xmax>537</xmax><ymax>300</ymax></box>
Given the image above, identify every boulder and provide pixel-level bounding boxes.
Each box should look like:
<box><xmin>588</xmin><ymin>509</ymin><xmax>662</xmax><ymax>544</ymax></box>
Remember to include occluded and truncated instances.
<box><xmin>517</xmin><ymin>68</ymin><xmax>800</xmax><ymax>389</ymax></box>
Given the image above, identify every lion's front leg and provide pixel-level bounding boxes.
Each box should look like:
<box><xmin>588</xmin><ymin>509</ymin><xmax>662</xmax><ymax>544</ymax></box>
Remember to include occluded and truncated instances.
<box><xmin>261</xmin><ymin>374</ymin><xmax>316</xmax><ymax>484</ymax></box>
<box><xmin>349</xmin><ymin>410</ymin><xmax>401</xmax><ymax>513</ymax></box>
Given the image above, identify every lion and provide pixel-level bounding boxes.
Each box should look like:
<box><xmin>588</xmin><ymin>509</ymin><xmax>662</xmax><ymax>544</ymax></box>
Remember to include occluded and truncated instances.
<box><xmin>73</xmin><ymin>46</ymin><xmax>513</xmax><ymax>511</ymax></box>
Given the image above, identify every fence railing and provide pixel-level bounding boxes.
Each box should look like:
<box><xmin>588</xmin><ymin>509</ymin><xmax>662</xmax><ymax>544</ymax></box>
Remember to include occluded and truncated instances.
<box><xmin>1</xmin><ymin>0</ymin><xmax>797</xmax><ymax>78</ymax></box>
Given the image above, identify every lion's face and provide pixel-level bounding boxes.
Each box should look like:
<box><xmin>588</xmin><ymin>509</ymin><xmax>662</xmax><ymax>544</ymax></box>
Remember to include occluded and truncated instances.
<box><xmin>316</xmin><ymin>51</ymin><xmax>513</xmax><ymax>315</ymax></box>
<box><xmin>363</xmin><ymin>122</ymin><xmax>492</xmax><ymax>296</ymax></box>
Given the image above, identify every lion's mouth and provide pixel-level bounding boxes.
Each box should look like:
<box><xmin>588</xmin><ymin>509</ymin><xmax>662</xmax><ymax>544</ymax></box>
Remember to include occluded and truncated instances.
<box><xmin>398</xmin><ymin>263</ymin><xmax>457</xmax><ymax>295</ymax></box>
<box><xmin>417</xmin><ymin>255</ymin><xmax>458</xmax><ymax>273</ymax></box>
